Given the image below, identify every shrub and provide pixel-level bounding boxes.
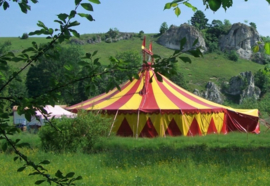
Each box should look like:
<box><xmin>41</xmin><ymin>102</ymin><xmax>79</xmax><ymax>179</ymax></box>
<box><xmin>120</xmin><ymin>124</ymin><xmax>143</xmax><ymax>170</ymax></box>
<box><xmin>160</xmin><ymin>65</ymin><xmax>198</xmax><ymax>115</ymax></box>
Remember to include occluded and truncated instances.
<box><xmin>21</xmin><ymin>33</ymin><xmax>29</xmax><ymax>39</ymax></box>
<box><xmin>38</xmin><ymin>111</ymin><xmax>112</xmax><ymax>153</ymax></box>
<box><xmin>227</xmin><ymin>50</ymin><xmax>238</xmax><ymax>62</ymax></box>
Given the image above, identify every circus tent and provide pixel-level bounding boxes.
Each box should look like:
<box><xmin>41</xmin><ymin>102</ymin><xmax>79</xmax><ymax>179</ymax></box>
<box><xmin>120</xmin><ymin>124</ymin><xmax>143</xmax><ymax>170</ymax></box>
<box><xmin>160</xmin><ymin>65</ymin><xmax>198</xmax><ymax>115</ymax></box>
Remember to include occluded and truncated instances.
<box><xmin>67</xmin><ymin>38</ymin><xmax>260</xmax><ymax>137</ymax></box>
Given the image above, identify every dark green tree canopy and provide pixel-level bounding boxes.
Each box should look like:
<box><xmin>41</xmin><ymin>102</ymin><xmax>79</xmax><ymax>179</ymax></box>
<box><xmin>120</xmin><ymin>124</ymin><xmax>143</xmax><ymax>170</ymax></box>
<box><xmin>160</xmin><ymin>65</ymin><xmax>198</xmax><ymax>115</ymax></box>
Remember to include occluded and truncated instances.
<box><xmin>249</xmin><ymin>22</ymin><xmax>257</xmax><ymax>29</ymax></box>
<box><xmin>26</xmin><ymin>45</ymin><xmax>86</xmax><ymax>105</ymax></box>
<box><xmin>191</xmin><ymin>10</ymin><xmax>208</xmax><ymax>30</ymax></box>
<box><xmin>159</xmin><ymin>22</ymin><xmax>169</xmax><ymax>34</ymax></box>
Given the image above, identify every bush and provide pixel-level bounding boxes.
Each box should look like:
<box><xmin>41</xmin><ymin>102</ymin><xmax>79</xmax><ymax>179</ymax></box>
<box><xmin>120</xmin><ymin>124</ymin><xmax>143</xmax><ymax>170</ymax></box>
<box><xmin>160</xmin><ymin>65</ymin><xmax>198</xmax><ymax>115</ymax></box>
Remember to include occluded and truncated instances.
<box><xmin>227</xmin><ymin>50</ymin><xmax>238</xmax><ymax>62</ymax></box>
<box><xmin>21</xmin><ymin>33</ymin><xmax>29</xmax><ymax>39</ymax></box>
<box><xmin>38</xmin><ymin>111</ymin><xmax>112</xmax><ymax>153</ymax></box>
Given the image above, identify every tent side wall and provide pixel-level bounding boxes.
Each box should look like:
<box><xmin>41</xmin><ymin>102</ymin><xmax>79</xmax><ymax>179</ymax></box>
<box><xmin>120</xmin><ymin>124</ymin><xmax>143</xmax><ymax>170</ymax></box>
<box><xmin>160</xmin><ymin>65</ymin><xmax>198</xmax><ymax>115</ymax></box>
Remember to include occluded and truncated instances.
<box><xmin>112</xmin><ymin>112</ymin><xmax>227</xmax><ymax>137</ymax></box>
<box><xmin>111</xmin><ymin>111</ymin><xmax>259</xmax><ymax>137</ymax></box>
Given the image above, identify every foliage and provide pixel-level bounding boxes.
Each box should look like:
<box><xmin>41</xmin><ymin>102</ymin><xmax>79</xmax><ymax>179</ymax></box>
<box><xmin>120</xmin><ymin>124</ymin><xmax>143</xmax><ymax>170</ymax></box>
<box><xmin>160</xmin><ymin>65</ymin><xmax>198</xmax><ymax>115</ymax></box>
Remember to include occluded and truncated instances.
<box><xmin>159</xmin><ymin>22</ymin><xmax>168</xmax><ymax>34</ymax></box>
<box><xmin>254</xmin><ymin>64</ymin><xmax>270</xmax><ymax>96</ymax></box>
<box><xmin>249</xmin><ymin>22</ymin><xmax>257</xmax><ymax>29</ymax></box>
<box><xmin>39</xmin><ymin>111</ymin><xmax>111</xmax><ymax>153</ymax></box>
<box><xmin>25</xmin><ymin>45</ymin><xmax>87</xmax><ymax>105</ymax></box>
<box><xmin>165</xmin><ymin>0</ymin><xmax>270</xmax><ymax>15</ymax></box>
<box><xmin>138</xmin><ymin>30</ymin><xmax>144</xmax><ymax>38</ymax></box>
<box><xmin>190</xmin><ymin>10</ymin><xmax>208</xmax><ymax>30</ymax></box>
<box><xmin>114</xmin><ymin>50</ymin><xmax>142</xmax><ymax>84</ymax></box>
<box><xmin>105</xmin><ymin>28</ymin><xmax>119</xmax><ymax>39</ymax></box>
<box><xmin>21</xmin><ymin>33</ymin><xmax>29</xmax><ymax>39</ymax></box>
<box><xmin>227</xmin><ymin>50</ymin><xmax>239</xmax><ymax>62</ymax></box>
<box><xmin>0</xmin><ymin>41</ymin><xmax>11</xmax><ymax>55</ymax></box>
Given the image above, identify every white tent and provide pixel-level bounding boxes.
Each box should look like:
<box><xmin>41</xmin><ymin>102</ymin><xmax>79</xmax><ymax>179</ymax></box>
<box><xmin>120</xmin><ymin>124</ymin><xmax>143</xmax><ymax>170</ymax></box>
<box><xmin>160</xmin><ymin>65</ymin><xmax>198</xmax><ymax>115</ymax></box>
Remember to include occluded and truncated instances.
<box><xmin>13</xmin><ymin>105</ymin><xmax>77</xmax><ymax>126</ymax></box>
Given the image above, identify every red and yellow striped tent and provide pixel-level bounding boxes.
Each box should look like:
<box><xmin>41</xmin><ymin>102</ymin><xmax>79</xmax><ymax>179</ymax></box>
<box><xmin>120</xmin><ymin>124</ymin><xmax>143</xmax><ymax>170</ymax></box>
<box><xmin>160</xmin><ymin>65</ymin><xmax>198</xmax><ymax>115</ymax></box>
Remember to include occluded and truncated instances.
<box><xmin>67</xmin><ymin>39</ymin><xmax>260</xmax><ymax>137</ymax></box>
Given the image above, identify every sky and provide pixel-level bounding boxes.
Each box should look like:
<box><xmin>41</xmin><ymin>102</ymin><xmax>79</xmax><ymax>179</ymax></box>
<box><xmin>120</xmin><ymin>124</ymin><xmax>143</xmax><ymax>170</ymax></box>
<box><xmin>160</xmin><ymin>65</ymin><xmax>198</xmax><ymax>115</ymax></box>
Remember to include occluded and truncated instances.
<box><xmin>0</xmin><ymin>0</ymin><xmax>269</xmax><ymax>37</ymax></box>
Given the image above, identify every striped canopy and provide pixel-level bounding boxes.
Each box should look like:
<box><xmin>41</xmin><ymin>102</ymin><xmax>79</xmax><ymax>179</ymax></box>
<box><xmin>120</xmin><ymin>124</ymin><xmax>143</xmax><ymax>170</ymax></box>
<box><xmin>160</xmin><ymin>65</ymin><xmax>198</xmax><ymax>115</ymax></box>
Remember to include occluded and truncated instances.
<box><xmin>67</xmin><ymin>38</ymin><xmax>259</xmax><ymax>137</ymax></box>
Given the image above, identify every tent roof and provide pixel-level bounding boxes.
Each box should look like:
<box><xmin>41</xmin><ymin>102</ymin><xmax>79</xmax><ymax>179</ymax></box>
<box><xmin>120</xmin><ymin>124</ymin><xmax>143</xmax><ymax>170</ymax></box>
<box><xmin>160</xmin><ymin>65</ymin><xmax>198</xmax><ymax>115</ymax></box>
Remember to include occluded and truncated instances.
<box><xmin>67</xmin><ymin>67</ymin><xmax>258</xmax><ymax>117</ymax></box>
<box><xmin>35</xmin><ymin>105</ymin><xmax>77</xmax><ymax>119</ymax></box>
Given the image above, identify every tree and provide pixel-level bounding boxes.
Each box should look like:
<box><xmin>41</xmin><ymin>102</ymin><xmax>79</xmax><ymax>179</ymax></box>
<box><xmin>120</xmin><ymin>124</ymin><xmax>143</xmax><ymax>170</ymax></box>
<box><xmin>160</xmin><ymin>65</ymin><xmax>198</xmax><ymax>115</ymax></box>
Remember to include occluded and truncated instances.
<box><xmin>190</xmin><ymin>10</ymin><xmax>208</xmax><ymax>30</ymax></box>
<box><xmin>114</xmin><ymin>50</ymin><xmax>141</xmax><ymax>83</ymax></box>
<box><xmin>249</xmin><ymin>22</ymin><xmax>257</xmax><ymax>29</ymax></box>
<box><xmin>0</xmin><ymin>0</ymin><xmax>205</xmax><ymax>184</ymax></box>
<box><xmin>26</xmin><ymin>45</ymin><xmax>87</xmax><ymax>105</ymax></box>
<box><xmin>21</xmin><ymin>33</ymin><xmax>29</xmax><ymax>39</ymax></box>
<box><xmin>159</xmin><ymin>22</ymin><xmax>168</xmax><ymax>34</ymax></box>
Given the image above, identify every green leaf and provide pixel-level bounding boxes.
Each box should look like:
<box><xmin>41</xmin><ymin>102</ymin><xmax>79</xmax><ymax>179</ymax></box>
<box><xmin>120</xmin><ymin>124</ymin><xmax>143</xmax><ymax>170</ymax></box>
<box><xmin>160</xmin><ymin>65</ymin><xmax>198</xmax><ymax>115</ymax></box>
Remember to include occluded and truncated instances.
<box><xmin>188</xmin><ymin>48</ymin><xmax>203</xmax><ymax>57</ymax></box>
<box><xmin>39</xmin><ymin>160</ymin><xmax>50</xmax><ymax>165</ymax></box>
<box><xmin>14</xmin><ymin>156</ymin><xmax>19</xmax><ymax>161</ymax></box>
<box><xmin>66</xmin><ymin>172</ymin><xmax>75</xmax><ymax>178</ymax></box>
<box><xmin>75</xmin><ymin>0</ymin><xmax>82</xmax><ymax>5</ymax></box>
<box><xmin>252</xmin><ymin>45</ymin><xmax>260</xmax><ymax>53</ymax></box>
<box><xmin>69</xmin><ymin>10</ymin><xmax>76</xmax><ymax>18</ymax></box>
<box><xmin>179</xmin><ymin>37</ymin><xmax>186</xmax><ymax>51</ymax></box>
<box><xmin>3</xmin><ymin>1</ymin><xmax>9</xmax><ymax>10</ymax></box>
<box><xmin>31</xmin><ymin>0</ymin><xmax>38</xmax><ymax>3</ymax></box>
<box><xmin>92</xmin><ymin>50</ymin><xmax>98</xmax><ymax>56</ymax></box>
<box><xmin>2</xmin><ymin>143</ymin><xmax>7</xmax><ymax>152</ymax></box>
<box><xmin>265</xmin><ymin>42</ymin><xmax>270</xmax><ymax>55</ymax></box>
<box><xmin>183</xmin><ymin>2</ymin><xmax>197</xmax><ymax>12</ymax></box>
<box><xmin>55</xmin><ymin>170</ymin><xmax>64</xmax><ymax>178</ymax></box>
<box><xmin>75</xmin><ymin>176</ymin><xmax>83</xmax><ymax>180</ymax></box>
<box><xmin>70</xmin><ymin>29</ymin><xmax>80</xmax><ymax>38</ymax></box>
<box><xmin>192</xmin><ymin>38</ymin><xmax>199</xmax><ymax>46</ymax></box>
<box><xmin>68</xmin><ymin>21</ymin><xmax>80</xmax><ymax>27</ymax></box>
<box><xmin>78</xmin><ymin>13</ymin><xmax>94</xmax><ymax>21</ymax></box>
<box><xmin>17</xmin><ymin>166</ymin><xmax>26</xmax><ymax>172</ymax></box>
<box><xmin>18</xmin><ymin>3</ymin><xmax>29</xmax><ymax>14</ymax></box>
<box><xmin>35</xmin><ymin>180</ymin><xmax>45</xmax><ymax>185</ymax></box>
<box><xmin>81</xmin><ymin>3</ymin><xmax>93</xmax><ymax>11</ymax></box>
<box><xmin>57</xmin><ymin>13</ymin><xmax>68</xmax><ymax>22</ymax></box>
<box><xmin>17</xmin><ymin>142</ymin><xmax>31</xmax><ymax>148</ymax></box>
<box><xmin>156</xmin><ymin>73</ymin><xmax>163</xmax><ymax>82</ymax></box>
<box><xmin>88</xmin><ymin>0</ymin><xmax>101</xmax><ymax>4</ymax></box>
<box><xmin>179</xmin><ymin>56</ymin><xmax>192</xmax><ymax>63</ymax></box>
<box><xmin>174</xmin><ymin>7</ymin><xmax>181</xmax><ymax>17</ymax></box>
<box><xmin>164</xmin><ymin>3</ymin><xmax>171</xmax><ymax>10</ymax></box>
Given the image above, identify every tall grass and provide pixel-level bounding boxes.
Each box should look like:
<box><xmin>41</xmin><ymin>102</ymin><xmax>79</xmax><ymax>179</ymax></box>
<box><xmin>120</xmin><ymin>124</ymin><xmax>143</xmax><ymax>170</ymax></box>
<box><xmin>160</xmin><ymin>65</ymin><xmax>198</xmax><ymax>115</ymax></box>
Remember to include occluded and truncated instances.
<box><xmin>1</xmin><ymin>125</ymin><xmax>270</xmax><ymax>185</ymax></box>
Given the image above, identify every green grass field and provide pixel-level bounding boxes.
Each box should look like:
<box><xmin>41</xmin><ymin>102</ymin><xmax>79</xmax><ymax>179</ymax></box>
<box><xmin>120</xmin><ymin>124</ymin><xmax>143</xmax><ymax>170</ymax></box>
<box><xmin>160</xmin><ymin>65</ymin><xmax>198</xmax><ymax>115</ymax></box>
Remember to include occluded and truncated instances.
<box><xmin>0</xmin><ymin>35</ymin><xmax>263</xmax><ymax>90</ymax></box>
<box><xmin>1</xmin><ymin>126</ymin><xmax>270</xmax><ymax>186</ymax></box>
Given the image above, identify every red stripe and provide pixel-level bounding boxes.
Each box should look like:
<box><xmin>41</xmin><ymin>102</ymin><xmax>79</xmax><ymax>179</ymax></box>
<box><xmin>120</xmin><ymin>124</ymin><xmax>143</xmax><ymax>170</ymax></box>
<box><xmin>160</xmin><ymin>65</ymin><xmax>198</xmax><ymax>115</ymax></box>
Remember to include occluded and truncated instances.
<box><xmin>163</xmin><ymin>76</ymin><xmax>225</xmax><ymax>112</ymax></box>
<box><xmin>139</xmin><ymin>70</ymin><xmax>160</xmax><ymax>112</ymax></box>
<box><xmin>155</xmin><ymin>73</ymin><xmax>198</xmax><ymax>112</ymax></box>
<box><xmin>77</xmin><ymin>78</ymin><xmax>140</xmax><ymax>110</ymax></box>
<box><xmin>104</xmin><ymin>76</ymin><xmax>142</xmax><ymax>110</ymax></box>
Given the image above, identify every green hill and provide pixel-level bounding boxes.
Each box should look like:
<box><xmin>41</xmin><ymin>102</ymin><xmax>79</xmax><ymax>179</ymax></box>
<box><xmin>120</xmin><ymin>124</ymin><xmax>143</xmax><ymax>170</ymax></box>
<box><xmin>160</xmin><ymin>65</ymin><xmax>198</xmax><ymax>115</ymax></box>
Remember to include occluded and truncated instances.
<box><xmin>0</xmin><ymin>35</ymin><xmax>263</xmax><ymax>92</ymax></box>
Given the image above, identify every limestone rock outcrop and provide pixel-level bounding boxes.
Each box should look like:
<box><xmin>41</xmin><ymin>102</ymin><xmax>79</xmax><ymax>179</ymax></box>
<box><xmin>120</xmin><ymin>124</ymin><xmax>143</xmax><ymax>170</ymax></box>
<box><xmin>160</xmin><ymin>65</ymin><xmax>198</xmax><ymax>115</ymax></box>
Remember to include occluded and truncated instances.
<box><xmin>224</xmin><ymin>71</ymin><xmax>261</xmax><ymax>103</ymax></box>
<box><xmin>193</xmin><ymin>82</ymin><xmax>224</xmax><ymax>104</ymax></box>
<box><xmin>219</xmin><ymin>23</ymin><xmax>261</xmax><ymax>60</ymax></box>
<box><xmin>157</xmin><ymin>24</ymin><xmax>207</xmax><ymax>52</ymax></box>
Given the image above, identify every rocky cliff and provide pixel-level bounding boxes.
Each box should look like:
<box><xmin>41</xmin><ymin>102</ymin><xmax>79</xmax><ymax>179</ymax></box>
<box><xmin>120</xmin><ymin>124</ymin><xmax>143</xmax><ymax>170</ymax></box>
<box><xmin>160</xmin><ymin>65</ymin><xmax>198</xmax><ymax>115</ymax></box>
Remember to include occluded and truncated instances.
<box><xmin>224</xmin><ymin>71</ymin><xmax>261</xmax><ymax>104</ymax></box>
<box><xmin>157</xmin><ymin>24</ymin><xmax>207</xmax><ymax>52</ymax></box>
<box><xmin>193</xmin><ymin>82</ymin><xmax>224</xmax><ymax>104</ymax></box>
<box><xmin>219</xmin><ymin>23</ymin><xmax>261</xmax><ymax>60</ymax></box>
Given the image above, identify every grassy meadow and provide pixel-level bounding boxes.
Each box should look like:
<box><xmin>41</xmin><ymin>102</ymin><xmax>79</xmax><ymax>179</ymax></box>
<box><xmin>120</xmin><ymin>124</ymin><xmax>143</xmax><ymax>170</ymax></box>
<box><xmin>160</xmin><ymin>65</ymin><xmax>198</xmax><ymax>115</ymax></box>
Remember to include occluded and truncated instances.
<box><xmin>1</xmin><ymin>125</ymin><xmax>270</xmax><ymax>186</ymax></box>
<box><xmin>0</xmin><ymin>35</ymin><xmax>268</xmax><ymax>185</ymax></box>
<box><xmin>0</xmin><ymin>35</ymin><xmax>263</xmax><ymax>91</ymax></box>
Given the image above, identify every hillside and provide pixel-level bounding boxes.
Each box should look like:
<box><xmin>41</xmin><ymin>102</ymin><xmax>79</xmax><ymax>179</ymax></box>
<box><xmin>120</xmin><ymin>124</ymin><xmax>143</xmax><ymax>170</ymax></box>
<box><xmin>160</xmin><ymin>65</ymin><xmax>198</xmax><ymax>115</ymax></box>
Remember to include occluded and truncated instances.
<box><xmin>0</xmin><ymin>35</ymin><xmax>263</xmax><ymax>92</ymax></box>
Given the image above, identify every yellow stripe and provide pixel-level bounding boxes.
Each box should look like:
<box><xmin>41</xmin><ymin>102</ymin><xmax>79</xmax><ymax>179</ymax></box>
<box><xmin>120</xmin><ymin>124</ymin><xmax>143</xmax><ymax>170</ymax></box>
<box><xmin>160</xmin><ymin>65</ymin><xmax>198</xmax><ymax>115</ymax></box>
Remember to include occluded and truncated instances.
<box><xmin>162</xmin><ymin>75</ymin><xmax>227</xmax><ymax>108</ymax></box>
<box><xmin>162</xmin><ymin>76</ymin><xmax>210</xmax><ymax>109</ymax></box>
<box><xmin>87</xmin><ymin>78</ymin><xmax>141</xmax><ymax>110</ymax></box>
<box><xmin>119</xmin><ymin>78</ymin><xmax>144</xmax><ymax>110</ymax></box>
<box><xmin>151</xmin><ymin>71</ymin><xmax>179</xmax><ymax>109</ymax></box>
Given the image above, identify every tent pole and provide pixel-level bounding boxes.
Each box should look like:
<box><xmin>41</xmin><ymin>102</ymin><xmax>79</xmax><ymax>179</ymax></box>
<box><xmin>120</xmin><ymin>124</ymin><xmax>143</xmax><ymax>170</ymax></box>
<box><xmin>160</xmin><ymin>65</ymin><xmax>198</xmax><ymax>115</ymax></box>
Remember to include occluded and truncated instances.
<box><xmin>162</xmin><ymin>112</ymin><xmax>166</xmax><ymax>138</ymax></box>
<box><xmin>108</xmin><ymin>110</ymin><xmax>119</xmax><ymax>137</ymax></box>
<box><xmin>136</xmin><ymin>110</ymin><xmax>140</xmax><ymax>139</ymax></box>
<box><xmin>183</xmin><ymin>113</ymin><xmax>192</xmax><ymax>136</ymax></box>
